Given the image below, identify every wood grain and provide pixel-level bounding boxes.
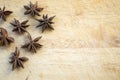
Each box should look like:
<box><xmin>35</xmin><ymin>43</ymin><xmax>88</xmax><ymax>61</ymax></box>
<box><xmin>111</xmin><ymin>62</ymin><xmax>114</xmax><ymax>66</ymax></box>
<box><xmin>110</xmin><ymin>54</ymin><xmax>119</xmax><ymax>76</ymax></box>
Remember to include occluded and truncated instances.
<box><xmin>0</xmin><ymin>0</ymin><xmax>120</xmax><ymax>80</ymax></box>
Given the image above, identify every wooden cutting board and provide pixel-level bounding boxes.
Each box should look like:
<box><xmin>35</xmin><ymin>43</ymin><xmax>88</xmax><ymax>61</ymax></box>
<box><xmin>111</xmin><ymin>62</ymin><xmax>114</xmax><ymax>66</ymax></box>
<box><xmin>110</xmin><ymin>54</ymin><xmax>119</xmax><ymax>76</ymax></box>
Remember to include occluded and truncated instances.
<box><xmin>0</xmin><ymin>0</ymin><xmax>120</xmax><ymax>80</ymax></box>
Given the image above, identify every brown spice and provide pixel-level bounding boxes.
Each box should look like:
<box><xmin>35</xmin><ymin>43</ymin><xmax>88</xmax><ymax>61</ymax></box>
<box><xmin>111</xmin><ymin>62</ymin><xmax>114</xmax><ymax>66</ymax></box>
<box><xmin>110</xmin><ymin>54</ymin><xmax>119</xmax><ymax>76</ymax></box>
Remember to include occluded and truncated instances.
<box><xmin>36</xmin><ymin>14</ymin><xmax>55</xmax><ymax>33</ymax></box>
<box><xmin>0</xmin><ymin>28</ymin><xmax>14</xmax><ymax>46</ymax></box>
<box><xmin>0</xmin><ymin>6</ymin><xmax>12</xmax><ymax>21</ymax></box>
<box><xmin>22</xmin><ymin>33</ymin><xmax>42</xmax><ymax>53</ymax></box>
<box><xmin>9</xmin><ymin>47</ymin><xmax>29</xmax><ymax>70</ymax></box>
<box><xmin>10</xmin><ymin>18</ymin><xmax>29</xmax><ymax>34</ymax></box>
<box><xmin>24</xmin><ymin>1</ymin><xmax>43</xmax><ymax>17</ymax></box>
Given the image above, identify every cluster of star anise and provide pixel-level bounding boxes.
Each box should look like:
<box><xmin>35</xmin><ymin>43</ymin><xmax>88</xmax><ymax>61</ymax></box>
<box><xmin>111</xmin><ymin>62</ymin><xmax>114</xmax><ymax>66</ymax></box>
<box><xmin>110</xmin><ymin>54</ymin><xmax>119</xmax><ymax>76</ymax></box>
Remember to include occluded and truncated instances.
<box><xmin>0</xmin><ymin>1</ymin><xmax>56</xmax><ymax>71</ymax></box>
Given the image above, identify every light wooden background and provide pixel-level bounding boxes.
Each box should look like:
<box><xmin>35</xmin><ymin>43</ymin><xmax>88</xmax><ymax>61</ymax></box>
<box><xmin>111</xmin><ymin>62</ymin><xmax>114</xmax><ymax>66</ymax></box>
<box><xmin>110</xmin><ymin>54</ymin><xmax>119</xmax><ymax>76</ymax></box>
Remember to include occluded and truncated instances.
<box><xmin>0</xmin><ymin>0</ymin><xmax>120</xmax><ymax>80</ymax></box>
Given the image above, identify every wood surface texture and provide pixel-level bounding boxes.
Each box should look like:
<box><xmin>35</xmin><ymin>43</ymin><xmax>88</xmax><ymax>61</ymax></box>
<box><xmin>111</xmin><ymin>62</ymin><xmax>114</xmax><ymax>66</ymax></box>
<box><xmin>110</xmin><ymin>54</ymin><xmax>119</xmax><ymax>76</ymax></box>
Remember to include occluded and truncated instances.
<box><xmin>0</xmin><ymin>0</ymin><xmax>120</xmax><ymax>80</ymax></box>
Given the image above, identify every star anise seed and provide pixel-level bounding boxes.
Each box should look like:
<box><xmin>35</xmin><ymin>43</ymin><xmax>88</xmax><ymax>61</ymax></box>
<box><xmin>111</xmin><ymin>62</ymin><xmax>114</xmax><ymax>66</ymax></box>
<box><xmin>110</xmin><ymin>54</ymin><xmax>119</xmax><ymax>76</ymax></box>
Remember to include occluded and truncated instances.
<box><xmin>0</xmin><ymin>28</ymin><xmax>14</xmax><ymax>46</ymax></box>
<box><xmin>10</xmin><ymin>18</ymin><xmax>29</xmax><ymax>34</ymax></box>
<box><xmin>24</xmin><ymin>1</ymin><xmax>43</xmax><ymax>17</ymax></box>
<box><xmin>0</xmin><ymin>6</ymin><xmax>12</xmax><ymax>21</ymax></box>
<box><xmin>22</xmin><ymin>33</ymin><xmax>42</xmax><ymax>53</ymax></box>
<box><xmin>36</xmin><ymin>14</ymin><xmax>55</xmax><ymax>33</ymax></box>
<box><xmin>9</xmin><ymin>47</ymin><xmax>29</xmax><ymax>70</ymax></box>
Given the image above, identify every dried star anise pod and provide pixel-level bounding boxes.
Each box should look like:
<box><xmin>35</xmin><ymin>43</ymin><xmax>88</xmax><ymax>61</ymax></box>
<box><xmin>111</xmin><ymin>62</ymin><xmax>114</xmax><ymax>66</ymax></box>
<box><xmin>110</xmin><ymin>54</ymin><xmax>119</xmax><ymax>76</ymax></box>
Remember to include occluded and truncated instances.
<box><xmin>10</xmin><ymin>18</ymin><xmax>29</xmax><ymax>34</ymax></box>
<box><xmin>36</xmin><ymin>14</ymin><xmax>55</xmax><ymax>33</ymax></box>
<box><xmin>0</xmin><ymin>28</ymin><xmax>14</xmax><ymax>46</ymax></box>
<box><xmin>22</xmin><ymin>33</ymin><xmax>42</xmax><ymax>53</ymax></box>
<box><xmin>0</xmin><ymin>6</ymin><xmax>12</xmax><ymax>21</ymax></box>
<box><xmin>9</xmin><ymin>47</ymin><xmax>29</xmax><ymax>70</ymax></box>
<box><xmin>24</xmin><ymin>1</ymin><xmax>43</xmax><ymax>17</ymax></box>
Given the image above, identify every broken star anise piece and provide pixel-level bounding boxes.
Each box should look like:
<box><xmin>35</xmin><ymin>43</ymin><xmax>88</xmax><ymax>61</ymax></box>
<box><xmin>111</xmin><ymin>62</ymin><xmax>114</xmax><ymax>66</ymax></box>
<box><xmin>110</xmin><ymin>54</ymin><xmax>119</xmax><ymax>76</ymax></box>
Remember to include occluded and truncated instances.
<box><xmin>36</xmin><ymin>14</ymin><xmax>55</xmax><ymax>33</ymax></box>
<box><xmin>9</xmin><ymin>47</ymin><xmax>29</xmax><ymax>70</ymax></box>
<box><xmin>0</xmin><ymin>6</ymin><xmax>12</xmax><ymax>21</ymax></box>
<box><xmin>10</xmin><ymin>18</ymin><xmax>29</xmax><ymax>34</ymax></box>
<box><xmin>22</xmin><ymin>33</ymin><xmax>42</xmax><ymax>53</ymax></box>
<box><xmin>24</xmin><ymin>1</ymin><xmax>43</xmax><ymax>17</ymax></box>
<box><xmin>0</xmin><ymin>28</ymin><xmax>14</xmax><ymax>46</ymax></box>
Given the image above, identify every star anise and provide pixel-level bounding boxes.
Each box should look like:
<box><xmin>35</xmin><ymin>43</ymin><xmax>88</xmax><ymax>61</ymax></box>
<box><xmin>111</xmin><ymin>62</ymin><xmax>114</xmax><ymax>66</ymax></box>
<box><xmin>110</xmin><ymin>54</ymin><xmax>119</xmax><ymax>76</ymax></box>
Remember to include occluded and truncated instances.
<box><xmin>10</xmin><ymin>18</ymin><xmax>29</xmax><ymax>34</ymax></box>
<box><xmin>22</xmin><ymin>33</ymin><xmax>42</xmax><ymax>53</ymax></box>
<box><xmin>36</xmin><ymin>14</ymin><xmax>55</xmax><ymax>33</ymax></box>
<box><xmin>9</xmin><ymin>47</ymin><xmax>29</xmax><ymax>70</ymax></box>
<box><xmin>24</xmin><ymin>1</ymin><xmax>43</xmax><ymax>17</ymax></box>
<box><xmin>0</xmin><ymin>6</ymin><xmax>12</xmax><ymax>21</ymax></box>
<box><xmin>0</xmin><ymin>28</ymin><xmax>14</xmax><ymax>46</ymax></box>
